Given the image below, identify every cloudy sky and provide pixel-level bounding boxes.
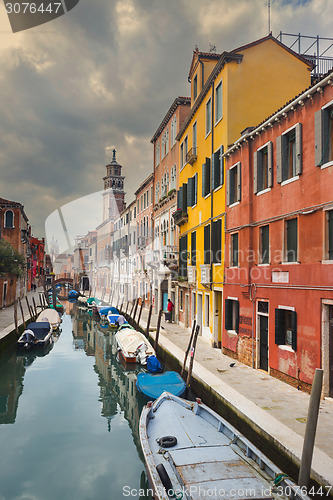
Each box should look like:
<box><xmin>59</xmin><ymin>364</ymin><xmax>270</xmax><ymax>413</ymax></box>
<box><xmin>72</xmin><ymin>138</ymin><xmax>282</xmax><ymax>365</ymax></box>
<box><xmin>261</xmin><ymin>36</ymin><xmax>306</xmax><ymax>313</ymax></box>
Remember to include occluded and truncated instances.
<box><xmin>0</xmin><ymin>0</ymin><xmax>332</xmax><ymax>246</ymax></box>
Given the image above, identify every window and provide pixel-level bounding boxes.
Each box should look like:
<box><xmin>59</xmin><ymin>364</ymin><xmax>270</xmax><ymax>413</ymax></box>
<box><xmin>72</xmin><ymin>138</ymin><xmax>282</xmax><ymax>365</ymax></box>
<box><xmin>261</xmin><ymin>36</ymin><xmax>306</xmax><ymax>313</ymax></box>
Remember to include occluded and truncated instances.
<box><xmin>326</xmin><ymin>210</ymin><xmax>333</xmax><ymax>260</ymax></box>
<box><xmin>227</xmin><ymin>162</ymin><xmax>241</xmax><ymax>206</ymax></box>
<box><xmin>276</xmin><ymin>124</ymin><xmax>302</xmax><ymax>183</ymax></box>
<box><xmin>260</xmin><ymin>225</ymin><xmax>269</xmax><ymax>264</ymax></box>
<box><xmin>254</xmin><ymin>142</ymin><xmax>273</xmax><ymax>193</ymax></box>
<box><xmin>275</xmin><ymin>308</ymin><xmax>297</xmax><ymax>350</ymax></box>
<box><xmin>193</xmin><ymin>122</ymin><xmax>197</xmax><ymax>150</ymax></box>
<box><xmin>155</xmin><ymin>142</ymin><xmax>160</xmax><ymax>166</ymax></box>
<box><xmin>4</xmin><ymin>210</ymin><xmax>14</xmax><ymax>228</ymax></box>
<box><xmin>212</xmin><ymin>219</ymin><xmax>222</xmax><ymax>264</ymax></box>
<box><xmin>225</xmin><ymin>299</ymin><xmax>239</xmax><ymax>333</ymax></box>
<box><xmin>215</xmin><ymin>81</ymin><xmax>222</xmax><ymax>123</ymax></box>
<box><xmin>285</xmin><ymin>218</ymin><xmax>298</xmax><ymax>262</ymax></box>
<box><xmin>231</xmin><ymin>233</ymin><xmax>239</xmax><ymax>267</ymax></box>
<box><xmin>171</xmin><ymin>115</ymin><xmax>177</xmax><ymax>147</ymax></box>
<box><xmin>202</xmin><ymin>157</ymin><xmax>211</xmax><ymax>197</ymax></box>
<box><xmin>193</xmin><ymin>75</ymin><xmax>197</xmax><ymax>101</ymax></box>
<box><xmin>191</xmin><ymin>231</ymin><xmax>196</xmax><ymax>266</ymax></box>
<box><xmin>212</xmin><ymin>146</ymin><xmax>224</xmax><ymax>190</ymax></box>
<box><xmin>187</xmin><ymin>173</ymin><xmax>197</xmax><ymax>207</ymax></box>
<box><xmin>204</xmin><ymin>224</ymin><xmax>211</xmax><ymax>264</ymax></box>
<box><xmin>315</xmin><ymin>103</ymin><xmax>333</xmax><ymax>166</ymax></box>
<box><xmin>206</xmin><ymin>98</ymin><xmax>211</xmax><ymax>136</ymax></box>
<box><xmin>180</xmin><ymin>142</ymin><xmax>184</xmax><ymax>169</ymax></box>
<box><xmin>179</xmin><ymin>235</ymin><xmax>188</xmax><ymax>278</ymax></box>
<box><xmin>205</xmin><ymin>294</ymin><xmax>210</xmax><ymax>327</ymax></box>
<box><xmin>180</xmin><ymin>290</ymin><xmax>184</xmax><ymax>310</ymax></box>
<box><xmin>177</xmin><ymin>183</ymin><xmax>188</xmax><ymax>214</ymax></box>
<box><xmin>184</xmin><ymin>136</ymin><xmax>188</xmax><ymax>162</ymax></box>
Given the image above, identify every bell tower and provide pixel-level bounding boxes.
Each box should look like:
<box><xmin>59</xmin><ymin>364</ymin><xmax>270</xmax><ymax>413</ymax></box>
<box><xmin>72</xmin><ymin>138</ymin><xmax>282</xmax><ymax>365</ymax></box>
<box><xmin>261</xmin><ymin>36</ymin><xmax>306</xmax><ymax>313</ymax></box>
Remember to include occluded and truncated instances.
<box><xmin>102</xmin><ymin>149</ymin><xmax>126</xmax><ymax>221</ymax></box>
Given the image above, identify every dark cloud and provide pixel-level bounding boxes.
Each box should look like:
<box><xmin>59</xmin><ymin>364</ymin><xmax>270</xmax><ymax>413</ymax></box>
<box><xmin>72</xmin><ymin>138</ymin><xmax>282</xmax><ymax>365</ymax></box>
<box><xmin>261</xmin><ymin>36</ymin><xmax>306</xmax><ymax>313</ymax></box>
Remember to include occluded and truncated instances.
<box><xmin>0</xmin><ymin>0</ymin><xmax>332</xmax><ymax>237</ymax></box>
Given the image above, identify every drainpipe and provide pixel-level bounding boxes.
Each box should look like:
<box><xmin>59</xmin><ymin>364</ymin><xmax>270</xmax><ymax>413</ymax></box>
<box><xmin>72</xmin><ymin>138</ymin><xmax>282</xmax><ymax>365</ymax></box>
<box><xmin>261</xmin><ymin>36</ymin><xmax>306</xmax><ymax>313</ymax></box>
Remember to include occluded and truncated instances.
<box><xmin>210</xmin><ymin>79</ymin><xmax>215</xmax><ymax>343</ymax></box>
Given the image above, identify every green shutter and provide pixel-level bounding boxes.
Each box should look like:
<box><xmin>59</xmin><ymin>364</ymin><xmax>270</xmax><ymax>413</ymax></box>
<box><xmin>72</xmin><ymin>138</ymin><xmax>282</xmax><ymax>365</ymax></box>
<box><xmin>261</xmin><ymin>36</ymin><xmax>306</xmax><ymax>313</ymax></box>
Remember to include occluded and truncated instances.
<box><xmin>191</xmin><ymin>231</ymin><xmax>196</xmax><ymax>265</ymax></box>
<box><xmin>202</xmin><ymin>162</ymin><xmax>206</xmax><ymax>198</ymax></box>
<box><xmin>225</xmin><ymin>299</ymin><xmax>232</xmax><ymax>330</ymax></box>
<box><xmin>178</xmin><ymin>186</ymin><xmax>183</xmax><ymax>211</ymax></box>
<box><xmin>275</xmin><ymin>309</ymin><xmax>285</xmax><ymax>345</ymax></box>
<box><xmin>267</xmin><ymin>141</ymin><xmax>273</xmax><ymax>188</ymax></box>
<box><xmin>187</xmin><ymin>177</ymin><xmax>194</xmax><ymax>207</ymax></box>
<box><xmin>182</xmin><ymin>183</ymin><xmax>187</xmax><ymax>213</ymax></box>
<box><xmin>213</xmin><ymin>150</ymin><xmax>220</xmax><ymax>189</ymax></box>
<box><xmin>220</xmin><ymin>146</ymin><xmax>224</xmax><ymax>186</ymax></box>
<box><xmin>204</xmin><ymin>224</ymin><xmax>211</xmax><ymax>264</ymax></box>
<box><xmin>237</xmin><ymin>162</ymin><xmax>241</xmax><ymax>202</ymax></box>
<box><xmin>253</xmin><ymin>151</ymin><xmax>258</xmax><ymax>194</ymax></box>
<box><xmin>291</xmin><ymin>311</ymin><xmax>297</xmax><ymax>351</ymax></box>
<box><xmin>295</xmin><ymin>123</ymin><xmax>302</xmax><ymax>176</ymax></box>
<box><xmin>212</xmin><ymin>219</ymin><xmax>221</xmax><ymax>263</ymax></box>
<box><xmin>205</xmin><ymin>157</ymin><xmax>211</xmax><ymax>195</ymax></box>
<box><xmin>226</xmin><ymin>170</ymin><xmax>230</xmax><ymax>206</ymax></box>
<box><xmin>314</xmin><ymin>109</ymin><xmax>323</xmax><ymax>166</ymax></box>
<box><xmin>212</xmin><ymin>153</ymin><xmax>215</xmax><ymax>190</ymax></box>
<box><xmin>194</xmin><ymin>173</ymin><xmax>198</xmax><ymax>205</ymax></box>
<box><xmin>276</xmin><ymin>135</ymin><xmax>282</xmax><ymax>183</ymax></box>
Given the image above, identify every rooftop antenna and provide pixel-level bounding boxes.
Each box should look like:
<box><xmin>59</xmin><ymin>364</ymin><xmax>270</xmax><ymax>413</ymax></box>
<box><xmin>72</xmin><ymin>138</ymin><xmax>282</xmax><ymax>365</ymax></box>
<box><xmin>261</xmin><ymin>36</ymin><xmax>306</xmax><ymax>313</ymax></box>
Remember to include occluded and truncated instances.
<box><xmin>268</xmin><ymin>0</ymin><xmax>271</xmax><ymax>34</ymax></box>
<box><xmin>209</xmin><ymin>43</ymin><xmax>216</xmax><ymax>53</ymax></box>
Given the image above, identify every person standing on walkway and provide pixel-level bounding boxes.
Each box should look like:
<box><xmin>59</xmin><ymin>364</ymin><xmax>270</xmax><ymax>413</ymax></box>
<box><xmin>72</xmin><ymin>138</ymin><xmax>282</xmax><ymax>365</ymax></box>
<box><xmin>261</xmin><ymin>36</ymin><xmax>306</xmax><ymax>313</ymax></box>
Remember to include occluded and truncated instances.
<box><xmin>167</xmin><ymin>299</ymin><xmax>174</xmax><ymax>323</ymax></box>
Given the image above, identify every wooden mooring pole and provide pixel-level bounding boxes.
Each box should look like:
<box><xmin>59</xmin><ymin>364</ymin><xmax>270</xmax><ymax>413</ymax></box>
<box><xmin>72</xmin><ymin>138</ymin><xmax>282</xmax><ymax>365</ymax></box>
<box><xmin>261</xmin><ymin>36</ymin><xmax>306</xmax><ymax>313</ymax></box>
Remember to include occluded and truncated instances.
<box><xmin>14</xmin><ymin>300</ymin><xmax>19</xmax><ymax>334</ymax></box>
<box><xmin>298</xmin><ymin>368</ymin><xmax>323</xmax><ymax>488</ymax></box>
<box><xmin>137</xmin><ymin>301</ymin><xmax>144</xmax><ymax>328</ymax></box>
<box><xmin>186</xmin><ymin>325</ymin><xmax>200</xmax><ymax>387</ymax></box>
<box><xmin>25</xmin><ymin>296</ymin><xmax>34</xmax><ymax>321</ymax></box>
<box><xmin>154</xmin><ymin>310</ymin><xmax>163</xmax><ymax>356</ymax></box>
<box><xmin>32</xmin><ymin>297</ymin><xmax>38</xmax><ymax>316</ymax></box>
<box><xmin>132</xmin><ymin>298</ymin><xmax>139</xmax><ymax>323</ymax></box>
<box><xmin>18</xmin><ymin>298</ymin><xmax>26</xmax><ymax>330</ymax></box>
<box><xmin>145</xmin><ymin>305</ymin><xmax>153</xmax><ymax>337</ymax></box>
<box><xmin>181</xmin><ymin>319</ymin><xmax>196</xmax><ymax>379</ymax></box>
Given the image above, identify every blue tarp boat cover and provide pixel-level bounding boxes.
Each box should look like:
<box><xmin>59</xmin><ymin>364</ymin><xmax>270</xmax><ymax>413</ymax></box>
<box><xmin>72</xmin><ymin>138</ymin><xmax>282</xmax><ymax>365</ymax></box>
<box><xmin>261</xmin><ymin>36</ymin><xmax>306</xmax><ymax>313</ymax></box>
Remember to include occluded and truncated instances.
<box><xmin>136</xmin><ymin>371</ymin><xmax>186</xmax><ymax>399</ymax></box>
<box><xmin>107</xmin><ymin>313</ymin><xmax>120</xmax><ymax>324</ymax></box>
<box><xmin>68</xmin><ymin>290</ymin><xmax>79</xmax><ymax>297</ymax></box>
<box><xmin>146</xmin><ymin>355</ymin><xmax>163</xmax><ymax>373</ymax></box>
<box><xmin>26</xmin><ymin>322</ymin><xmax>50</xmax><ymax>339</ymax></box>
<box><xmin>100</xmin><ymin>306</ymin><xmax>119</xmax><ymax>316</ymax></box>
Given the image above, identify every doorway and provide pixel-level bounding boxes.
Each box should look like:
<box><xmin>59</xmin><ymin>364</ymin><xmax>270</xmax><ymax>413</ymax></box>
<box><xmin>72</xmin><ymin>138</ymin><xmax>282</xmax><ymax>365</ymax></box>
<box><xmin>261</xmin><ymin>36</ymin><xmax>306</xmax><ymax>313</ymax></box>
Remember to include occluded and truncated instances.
<box><xmin>322</xmin><ymin>301</ymin><xmax>333</xmax><ymax>397</ymax></box>
<box><xmin>197</xmin><ymin>293</ymin><xmax>203</xmax><ymax>334</ymax></box>
<box><xmin>329</xmin><ymin>306</ymin><xmax>333</xmax><ymax>397</ymax></box>
<box><xmin>257</xmin><ymin>301</ymin><xmax>269</xmax><ymax>372</ymax></box>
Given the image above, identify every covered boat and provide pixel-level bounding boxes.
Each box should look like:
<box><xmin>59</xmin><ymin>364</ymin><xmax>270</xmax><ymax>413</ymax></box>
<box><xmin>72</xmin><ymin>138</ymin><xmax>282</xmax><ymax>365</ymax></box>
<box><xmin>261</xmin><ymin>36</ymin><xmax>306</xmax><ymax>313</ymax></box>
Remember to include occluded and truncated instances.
<box><xmin>136</xmin><ymin>371</ymin><xmax>186</xmax><ymax>400</ymax></box>
<box><xmin>139</xmin><ymin>392</ymin><xmax>311</xmax><ymax>500</ymax></box>
<box><xmin>36</xmin><ymin>308</ymin><xmax>61</xmax><ymax>330</ymax></box>
<box><xmin>68</xmin><ymin>289</ymin><xmax>79</xmax><ymax>298</ymax></box>
<box><xmin>87</xmin><ymin>297</ymin><xmax>101</xmax><ymax>307</ymax></box>
<box><xmin>107</xmin><ymin>313</ymin><xmax>127</xmax><ymax>330</ymax></box>
<box><xmin>17</xmin><ymin>322</ymin><xmax>53</xmax><ymax>350</ymax></box>
<box><xmin>99</xmin><ymin>306</ymin><xmax>119</xmax><ymax>316</ymax></box>
<box><xmin>115</xmin><ymin>328</ymin><xmax>155</xmax><ymax>365</ymax></box>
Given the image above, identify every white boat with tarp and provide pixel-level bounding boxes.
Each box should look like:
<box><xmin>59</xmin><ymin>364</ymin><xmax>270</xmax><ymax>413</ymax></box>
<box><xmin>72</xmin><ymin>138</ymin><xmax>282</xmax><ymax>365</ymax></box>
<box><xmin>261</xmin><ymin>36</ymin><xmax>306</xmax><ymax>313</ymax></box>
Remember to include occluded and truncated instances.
<box><xmin>139</xmin><ymin>392</ymin><xmax>310</xmax><ymax>500</ymax></box>
<box><xmin>36</xmin><ymin>308</ymin><xmax>61</xmax><ymax>330</ymax></box>
<box><xmin>115</xmin><ymin>328</ymin><xmax>155</xmax><ymax>365</ymax></box>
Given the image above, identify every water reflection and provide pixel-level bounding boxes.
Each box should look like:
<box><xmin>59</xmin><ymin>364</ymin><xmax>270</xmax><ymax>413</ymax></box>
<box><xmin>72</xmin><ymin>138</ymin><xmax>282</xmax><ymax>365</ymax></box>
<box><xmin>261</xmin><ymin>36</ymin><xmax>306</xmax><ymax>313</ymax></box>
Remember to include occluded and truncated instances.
<box><xmin>0</xmin><ymin>304</ymin><xmax>152</xmax><ymax>499</ymax></box>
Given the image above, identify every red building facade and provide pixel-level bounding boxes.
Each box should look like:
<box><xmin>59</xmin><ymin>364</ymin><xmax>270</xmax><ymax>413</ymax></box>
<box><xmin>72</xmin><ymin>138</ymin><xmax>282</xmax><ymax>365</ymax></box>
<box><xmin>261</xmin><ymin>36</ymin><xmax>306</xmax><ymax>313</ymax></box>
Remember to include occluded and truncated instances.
<box><xmin>223</xmin><ymin>71</ymin><xmax>333</xmax><ymax>396</ymax></box>
<box><xmin>28</xmin><ymin>236</ymin><xmax>45</xmax><ymax>289</ymax></box>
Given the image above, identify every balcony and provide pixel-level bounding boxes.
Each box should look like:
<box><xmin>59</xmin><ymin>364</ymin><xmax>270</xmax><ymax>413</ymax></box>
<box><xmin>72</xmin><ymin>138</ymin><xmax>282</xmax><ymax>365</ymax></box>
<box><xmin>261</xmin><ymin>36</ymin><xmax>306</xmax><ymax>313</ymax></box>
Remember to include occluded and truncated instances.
<box><xmin>187</xmin><ymin>266</ymin><xmax>197</xmax><ymax>284</ymax></box>
<box><xmin>186</xmin><ymin>147</ymin><xmax>197</xmax><ymax>165</ymax></box>
<box><xmin>200</xmin><ymin>264</ymin><xmax>211</xmax><ymax>285</ymax></box>
<box><xmin>172</xmin><ymin>209</ymin><xmax>188</xmax><ymax>226</ymax></box>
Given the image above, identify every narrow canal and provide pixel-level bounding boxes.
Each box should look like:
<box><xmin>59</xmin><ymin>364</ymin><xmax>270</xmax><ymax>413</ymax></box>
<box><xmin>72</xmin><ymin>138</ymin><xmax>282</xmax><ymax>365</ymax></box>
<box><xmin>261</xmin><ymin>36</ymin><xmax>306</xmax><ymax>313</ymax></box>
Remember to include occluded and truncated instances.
<box><xmin>0</xmin><ymin>303</ymin><xmax>152</xmax><ymax>500</ymax></box>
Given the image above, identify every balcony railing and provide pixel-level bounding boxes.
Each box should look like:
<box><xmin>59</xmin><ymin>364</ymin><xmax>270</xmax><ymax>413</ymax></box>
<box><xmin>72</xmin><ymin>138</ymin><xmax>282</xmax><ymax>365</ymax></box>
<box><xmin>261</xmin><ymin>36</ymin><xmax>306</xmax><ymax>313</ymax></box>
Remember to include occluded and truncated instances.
<box><xmin>172</xmin><ymin>209</ymin><xmax>188</xmax><ymax>226</ymax></box>
<box><xmin>187</xmin><ymin>265</ymin><xmax>197</xmax><ymax>284</ymax></box>
<box><xmin>200</xmin><ymin>264</ymin><xmax>211</xmax><ymax>285</ymax></box>
<box><xmin>186</xmin><ymin>147</ymin><xmax>197</xmax><ymax>165</ymax></box>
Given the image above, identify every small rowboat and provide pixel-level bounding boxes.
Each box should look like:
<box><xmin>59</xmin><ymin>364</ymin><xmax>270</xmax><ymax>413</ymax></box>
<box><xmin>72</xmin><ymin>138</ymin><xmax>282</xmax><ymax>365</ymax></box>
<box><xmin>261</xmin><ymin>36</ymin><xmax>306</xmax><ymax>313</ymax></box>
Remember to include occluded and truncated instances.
<box><xmin>17</xmin><ymin>322</ymin><xmax>53</xmax><ymax>350</ymax></box>
<box><xmin>139</xmin><ymin>392</ymin><xmax>311</xmax><ymax>500</ymax></box>
<box><xmin>36</xmin><ymin>308</ymin><xmax>61</xmax><ymax>331</ymax></box>
<box><xmin>136</xmin><ymin>371</ymin><xmax>186</xmax><ymax>400</ymax></box>
<box><xmin>115</xmin><ymin>328</ymin><xmax>155</xmax><ymax>365</ymax></box>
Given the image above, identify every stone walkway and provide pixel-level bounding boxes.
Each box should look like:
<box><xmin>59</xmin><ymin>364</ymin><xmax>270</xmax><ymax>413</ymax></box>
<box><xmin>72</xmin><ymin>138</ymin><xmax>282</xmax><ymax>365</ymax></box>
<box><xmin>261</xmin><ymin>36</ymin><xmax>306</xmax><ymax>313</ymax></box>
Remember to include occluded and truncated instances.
<box><xmin>0</xmin><ymin>288</ymin><xmax>44</xmax><ymax>340</ymax></box>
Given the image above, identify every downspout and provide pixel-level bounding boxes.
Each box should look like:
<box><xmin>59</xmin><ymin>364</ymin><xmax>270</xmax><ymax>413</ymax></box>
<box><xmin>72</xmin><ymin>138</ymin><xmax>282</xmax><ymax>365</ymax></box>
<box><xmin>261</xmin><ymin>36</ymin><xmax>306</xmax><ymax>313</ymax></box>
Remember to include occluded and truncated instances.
<box><xmin>210</xmin><ymin>79</ymin><xmax>215</xmax><ymax>344</ymax></box>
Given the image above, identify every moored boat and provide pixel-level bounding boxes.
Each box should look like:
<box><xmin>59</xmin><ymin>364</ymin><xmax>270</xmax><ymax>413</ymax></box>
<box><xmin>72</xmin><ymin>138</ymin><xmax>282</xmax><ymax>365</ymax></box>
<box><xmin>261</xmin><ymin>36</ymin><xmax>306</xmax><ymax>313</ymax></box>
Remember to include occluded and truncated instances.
<box><xmin>36</xmin><ymin>308</ymin><xmax>61</xmax><ymax>331</ymax></box>
<box><xmin>136</xmin><ymin>371</ymin><xmax>186</xmax><ymax>400</ymax></box>
<box><xmin>139</xmin><ymin>392</ymin><xmax>310</xmax><ymax>500</ymax></box>
<box><xmin>17</xmin><ymin>322</ymin><xmax>53</xmax><ymax>350</ymax></box>
<box><xmin>115</xmin><ymin>328</ymin><xmax>155</xmax><ymax>365</ymax></box>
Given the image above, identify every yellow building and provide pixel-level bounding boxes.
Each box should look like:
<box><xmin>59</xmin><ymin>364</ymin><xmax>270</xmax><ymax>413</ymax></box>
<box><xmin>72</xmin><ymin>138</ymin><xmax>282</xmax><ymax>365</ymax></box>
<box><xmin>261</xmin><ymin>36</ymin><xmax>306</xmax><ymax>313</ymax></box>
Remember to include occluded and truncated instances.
<box><xmin>174</xmin><ymin>34</ymin><xmax>312</xmax><ymax>345</ymax></box>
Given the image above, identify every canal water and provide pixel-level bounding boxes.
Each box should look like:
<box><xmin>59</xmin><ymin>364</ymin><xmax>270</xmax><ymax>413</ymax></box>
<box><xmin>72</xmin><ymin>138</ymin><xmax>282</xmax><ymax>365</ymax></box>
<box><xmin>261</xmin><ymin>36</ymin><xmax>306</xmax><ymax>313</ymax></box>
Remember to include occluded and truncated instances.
<box><xmin>0</xmin><ymin>304</ymin><xmax>152</xmax><ymax>500</ymax></box>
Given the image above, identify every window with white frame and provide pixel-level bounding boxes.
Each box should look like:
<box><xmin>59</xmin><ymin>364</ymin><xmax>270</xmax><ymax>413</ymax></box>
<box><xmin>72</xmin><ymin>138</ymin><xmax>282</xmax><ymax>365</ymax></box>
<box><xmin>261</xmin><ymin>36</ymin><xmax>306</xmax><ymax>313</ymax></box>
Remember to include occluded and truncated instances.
<box><xmin>285</xmin><ymin>218</ymin><xmax>298</xmax><ymax>262</ymax></box>
<box><xmin>155</xmin><ymin>142</ymin><xmax>160</xmax><ymax>166</ymax></box>
<box><xmin>206</xmin><ymin>98</ymin><xmax>212</xmax><ymax>136</ymax></box>
<box><xmin>315</xmin><ymin>102</ymin><xmax>333</xmax><ymax>167</ymax></box>
<box><xmin>193</xmin><ymin>121</ymin><xmax>197</xmax><ymax>150</ymax></box>
<box><xmin>254</xmin><ymin>142</ymin><xmax>273</xmax><ymax>194</ymax></box>
<box><xmin>275</xmin><ymin>307</ymin><xmax>297</xmax><ymax>350</ymax></box>
<box><xmin>226</xmin><ymin>162</ymin><xmax>241</xmax><ymax>206</ymax></box>
<box><xmin>326</xmin><ymin>209</ymin><xmax>333</xmax><ymax>260</ymax></box>
<box><xmin>225</xmin><ymin>299</ymin><xmax>239</xmax><ymax>333</ymax></box>
<box><xmin>204</xmin><ymin>294</ymin><xmax>210</xmax><ymax>327</ymax></box>
<box><xmin>4</xmin><ymin>210</ymin><xmax>14</xmax><ymax>228</ymax></box>
<box><xmin>215</xmin><ymin>81</ymin><xmax>222</xmax><ymax>123</ymax></box>
<box><xmin>276</xmin><ymin>124</ymin><xmax>302</xmax><ymax>183</ymax></box>
<box><xmin>180</xmin><ymin>143</ymin><xmax>184</xmax><ymax>170</ymax></box>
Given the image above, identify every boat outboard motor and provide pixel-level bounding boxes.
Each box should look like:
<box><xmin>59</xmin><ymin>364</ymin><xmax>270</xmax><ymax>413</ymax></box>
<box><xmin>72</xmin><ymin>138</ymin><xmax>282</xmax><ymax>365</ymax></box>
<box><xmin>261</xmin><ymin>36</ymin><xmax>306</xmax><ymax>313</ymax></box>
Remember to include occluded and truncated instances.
<box><xmin>136</xmin><ymin>342</ymin><xmax>148</xmax><ymax>365</ymax></box>
<box><xmin>22</xmin><ymin>329</ymin><xmax>37</xmax><ymax>349</ymax></box>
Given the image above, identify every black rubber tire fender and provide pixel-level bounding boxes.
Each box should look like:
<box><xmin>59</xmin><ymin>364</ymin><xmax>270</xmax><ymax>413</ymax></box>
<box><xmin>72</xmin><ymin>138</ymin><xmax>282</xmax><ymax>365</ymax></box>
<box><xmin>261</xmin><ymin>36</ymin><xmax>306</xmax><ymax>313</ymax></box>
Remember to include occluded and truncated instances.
<box><xmin>157</xmin><ymin>436</ymin><xmax>177</xmax><ymax>448</ymax></box>
<box><xmin>156</xmin><ymin>463</ymin><xmax>173</xmax><ymax>494</ymax></box>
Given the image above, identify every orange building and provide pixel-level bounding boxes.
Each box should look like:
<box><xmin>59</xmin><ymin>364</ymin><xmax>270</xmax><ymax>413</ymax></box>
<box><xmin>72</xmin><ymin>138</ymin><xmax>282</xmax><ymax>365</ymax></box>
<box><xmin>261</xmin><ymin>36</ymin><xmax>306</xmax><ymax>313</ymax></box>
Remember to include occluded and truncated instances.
<box><xmin>223</xmin><ymin>70</ymin><xmax>333</xmax><ymax>395</ymax></box>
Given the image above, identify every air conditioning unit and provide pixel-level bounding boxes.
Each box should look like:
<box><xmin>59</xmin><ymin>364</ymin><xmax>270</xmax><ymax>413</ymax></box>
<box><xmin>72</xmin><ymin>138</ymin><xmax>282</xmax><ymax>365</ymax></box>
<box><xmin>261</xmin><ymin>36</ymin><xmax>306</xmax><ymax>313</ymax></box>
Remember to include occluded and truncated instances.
<box><xmin>200</xmin><ymin>264</ymin><xmax>211</xmax><ymax>285</ymax></box>
<box><xmin>187</xmin><ymin>266</ymin><xmax>197</xmax><ymax>284</ymax></box>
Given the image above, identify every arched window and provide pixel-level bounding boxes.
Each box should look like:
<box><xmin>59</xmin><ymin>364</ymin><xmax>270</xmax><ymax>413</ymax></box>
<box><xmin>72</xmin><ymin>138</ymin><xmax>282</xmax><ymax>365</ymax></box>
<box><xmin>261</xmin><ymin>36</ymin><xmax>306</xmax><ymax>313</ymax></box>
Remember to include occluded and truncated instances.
<box><xmin>4</xmin><ymin>210</ymin><xmax>14</xmax><ymax>228</ymax></box>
